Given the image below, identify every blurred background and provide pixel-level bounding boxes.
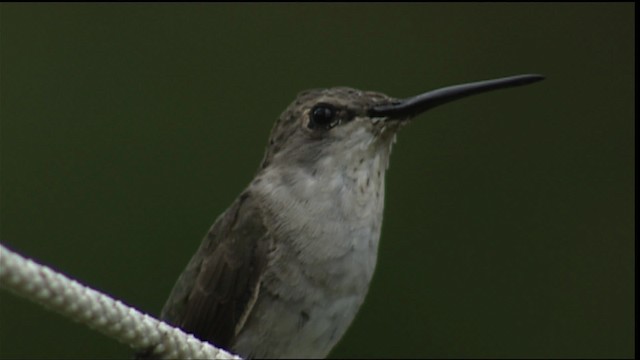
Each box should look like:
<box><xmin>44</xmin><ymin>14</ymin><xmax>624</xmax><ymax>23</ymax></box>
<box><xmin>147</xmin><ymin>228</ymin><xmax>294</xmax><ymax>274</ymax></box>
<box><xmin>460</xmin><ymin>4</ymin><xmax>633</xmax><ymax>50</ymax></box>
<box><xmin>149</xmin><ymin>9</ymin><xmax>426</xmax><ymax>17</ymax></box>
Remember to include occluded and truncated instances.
<box><xmin>0</xmin><ymin>3</ymin><xmax>634</xmax><ymax>359</ymax></box>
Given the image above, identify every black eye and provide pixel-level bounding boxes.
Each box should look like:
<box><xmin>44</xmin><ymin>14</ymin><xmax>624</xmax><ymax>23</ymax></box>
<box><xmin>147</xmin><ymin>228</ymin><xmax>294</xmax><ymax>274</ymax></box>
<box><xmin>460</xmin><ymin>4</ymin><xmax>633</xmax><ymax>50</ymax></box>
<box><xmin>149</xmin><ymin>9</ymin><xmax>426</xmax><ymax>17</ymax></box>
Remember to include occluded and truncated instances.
<box><xmin>309</xmin><ymin>104</ymin><xmax>337</xmax><ymax>130</ymax></box>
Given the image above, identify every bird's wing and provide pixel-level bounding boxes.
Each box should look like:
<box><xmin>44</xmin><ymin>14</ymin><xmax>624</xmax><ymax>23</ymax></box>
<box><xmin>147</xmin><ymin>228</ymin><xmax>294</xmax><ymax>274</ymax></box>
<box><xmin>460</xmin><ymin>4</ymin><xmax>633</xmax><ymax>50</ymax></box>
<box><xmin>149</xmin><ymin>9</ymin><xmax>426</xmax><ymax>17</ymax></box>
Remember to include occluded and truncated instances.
<box><xmin>159</xmin><ymin>192</ymin><xmax>271</xmax><ymax>350</ymax></box>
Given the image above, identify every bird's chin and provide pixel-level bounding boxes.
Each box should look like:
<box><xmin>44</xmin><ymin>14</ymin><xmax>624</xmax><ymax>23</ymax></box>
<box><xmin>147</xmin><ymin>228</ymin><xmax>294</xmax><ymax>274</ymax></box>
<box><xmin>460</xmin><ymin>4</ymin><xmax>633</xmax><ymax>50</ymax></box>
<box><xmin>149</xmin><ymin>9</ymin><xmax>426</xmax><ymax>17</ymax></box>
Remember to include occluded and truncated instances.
<box><xmin>380</xmin><ymin>117</ymin><xmax>409</xmax><ymax>134</ymax></box>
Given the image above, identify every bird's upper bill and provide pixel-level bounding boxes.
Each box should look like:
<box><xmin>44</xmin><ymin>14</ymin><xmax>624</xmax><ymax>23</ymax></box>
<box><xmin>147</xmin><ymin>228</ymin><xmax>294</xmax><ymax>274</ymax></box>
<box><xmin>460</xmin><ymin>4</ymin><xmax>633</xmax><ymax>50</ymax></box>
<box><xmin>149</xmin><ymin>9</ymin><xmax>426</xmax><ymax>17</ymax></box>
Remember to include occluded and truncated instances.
<box><xmin>369</xmin><ymin>74</ymin><xmax>545</xmax><ymax>120</ymax></box>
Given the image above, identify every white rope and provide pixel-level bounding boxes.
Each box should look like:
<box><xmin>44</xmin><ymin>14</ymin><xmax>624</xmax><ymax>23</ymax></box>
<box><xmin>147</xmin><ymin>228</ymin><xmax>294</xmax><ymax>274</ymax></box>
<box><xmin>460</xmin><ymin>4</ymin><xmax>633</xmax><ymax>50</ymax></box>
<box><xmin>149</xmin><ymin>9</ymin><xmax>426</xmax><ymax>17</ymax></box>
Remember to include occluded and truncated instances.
<box><xmin>0</xmin><ymin>243</ymin><xmax>241</xmax><ymax>359</ymax></box>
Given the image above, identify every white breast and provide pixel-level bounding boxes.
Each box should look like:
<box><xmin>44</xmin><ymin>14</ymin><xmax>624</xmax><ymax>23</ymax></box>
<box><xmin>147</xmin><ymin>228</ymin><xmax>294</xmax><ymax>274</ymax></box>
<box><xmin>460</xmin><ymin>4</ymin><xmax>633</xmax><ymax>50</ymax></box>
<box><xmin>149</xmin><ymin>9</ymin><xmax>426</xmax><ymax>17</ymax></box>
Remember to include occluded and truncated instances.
<box><xmin>233</xmin><ymin>146</ymin><xmax>391</xmax><ymax>358</ymax></box>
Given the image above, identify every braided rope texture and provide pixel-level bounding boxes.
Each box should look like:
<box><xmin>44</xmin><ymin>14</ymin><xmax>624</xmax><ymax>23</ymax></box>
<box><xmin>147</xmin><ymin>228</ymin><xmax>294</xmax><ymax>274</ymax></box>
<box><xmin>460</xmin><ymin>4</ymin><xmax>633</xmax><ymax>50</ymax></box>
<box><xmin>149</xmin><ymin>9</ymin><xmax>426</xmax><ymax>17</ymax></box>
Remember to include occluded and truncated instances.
<box><xmin>0</xmin><ymin>243</ymin><xmax>241</xmax><ymax>359</ymax></box>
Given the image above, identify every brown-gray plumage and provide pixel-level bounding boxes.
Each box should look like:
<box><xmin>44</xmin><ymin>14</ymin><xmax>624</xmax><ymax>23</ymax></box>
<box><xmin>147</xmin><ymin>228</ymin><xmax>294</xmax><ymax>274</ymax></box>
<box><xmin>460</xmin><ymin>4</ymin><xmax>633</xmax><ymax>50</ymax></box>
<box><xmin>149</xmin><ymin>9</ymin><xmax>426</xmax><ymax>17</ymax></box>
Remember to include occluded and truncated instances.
<box><xmin>160</xmin><ymin>192</ymin><xmax>270</xmax><ymax>350</ymax></box>
<box><xmin>139</xmin><ymin>74</ymin><xmax>543</xmax><ymax>359</ymax></box>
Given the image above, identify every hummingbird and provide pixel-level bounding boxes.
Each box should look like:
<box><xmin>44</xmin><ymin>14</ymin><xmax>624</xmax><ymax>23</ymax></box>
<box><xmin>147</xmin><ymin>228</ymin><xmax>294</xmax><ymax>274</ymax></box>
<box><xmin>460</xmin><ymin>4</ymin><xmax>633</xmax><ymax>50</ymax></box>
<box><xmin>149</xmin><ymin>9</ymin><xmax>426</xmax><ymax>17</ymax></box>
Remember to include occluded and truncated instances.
<box><xmin>146</xmin><ymin>74</ymin><xmax>544</xmax><ymax>359</ymax></box>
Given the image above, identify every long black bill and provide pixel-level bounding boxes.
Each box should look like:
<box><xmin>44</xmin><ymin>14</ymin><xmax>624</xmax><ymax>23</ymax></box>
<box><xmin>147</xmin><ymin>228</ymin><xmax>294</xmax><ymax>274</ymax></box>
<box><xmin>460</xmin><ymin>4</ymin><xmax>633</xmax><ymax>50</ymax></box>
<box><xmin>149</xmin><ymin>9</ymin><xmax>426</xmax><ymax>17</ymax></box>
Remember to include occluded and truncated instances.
<box><xmin>369</xmin><ymin>74</ymin><xmax>544</xmax><ymax>119</ymax></box>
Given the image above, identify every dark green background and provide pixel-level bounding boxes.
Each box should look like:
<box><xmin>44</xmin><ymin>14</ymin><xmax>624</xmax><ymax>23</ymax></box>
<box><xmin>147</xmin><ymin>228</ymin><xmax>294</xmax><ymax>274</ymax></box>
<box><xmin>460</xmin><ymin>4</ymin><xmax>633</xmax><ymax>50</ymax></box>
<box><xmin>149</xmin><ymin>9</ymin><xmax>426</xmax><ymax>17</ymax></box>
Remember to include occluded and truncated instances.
<box><xmin>0</xmin><ymin>3</ymin><xmax>634</xmax><ymax>359</ymax></box>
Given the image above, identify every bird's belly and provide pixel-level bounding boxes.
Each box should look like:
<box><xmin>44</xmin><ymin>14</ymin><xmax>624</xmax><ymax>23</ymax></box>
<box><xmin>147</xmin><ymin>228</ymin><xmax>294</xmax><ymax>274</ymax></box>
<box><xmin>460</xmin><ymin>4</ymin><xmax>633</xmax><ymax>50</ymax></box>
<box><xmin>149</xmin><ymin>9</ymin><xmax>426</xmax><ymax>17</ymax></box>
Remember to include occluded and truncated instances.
<box><xmin>231</xmin><ymin>227</ymin><xmax>380</xmax><ymax>359</ymax></box>
<box><xmin>232</xmin><ymin>287</ymin><xmax>366</xmax><ymax>358</ymax></box>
